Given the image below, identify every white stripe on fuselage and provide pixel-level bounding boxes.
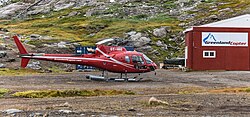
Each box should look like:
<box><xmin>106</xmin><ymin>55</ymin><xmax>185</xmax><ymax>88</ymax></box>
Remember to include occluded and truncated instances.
<box><xmin>95</xmin><ymin>48</ymin><xmax>134</xmax><ymax>67</ymax></box>
<box><xmin>22</xmin><ymin>55</ymin><xmax>134</xmax><ymax>69</ymax></box>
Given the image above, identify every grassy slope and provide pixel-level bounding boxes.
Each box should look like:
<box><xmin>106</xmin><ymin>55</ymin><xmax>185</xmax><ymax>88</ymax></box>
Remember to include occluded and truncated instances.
<box><xmin>0</xmin><ymin>6</ymin><xmax>179</xmax><ymax>45</ymax></box>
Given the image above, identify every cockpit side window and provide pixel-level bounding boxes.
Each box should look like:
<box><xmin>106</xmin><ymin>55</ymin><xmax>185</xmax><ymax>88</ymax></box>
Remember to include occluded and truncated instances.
<box><xmin>138</xmin><ymin>56</ymin><xmax>144</xmax><ymax>64</ymax></box>
<box><xmin>132</xmin><ymin>55</ymin><xmax>144</xmax><ymax>64</ymax></box>
<box><xmin>132</xmin><ymin>55</ymin><xmax>138</xmax><ymax>63</ymax></box>
<box><xmin>125</xmin><ymin>56</ymin><xmax>130</xmax><ymax>63</ymax></box>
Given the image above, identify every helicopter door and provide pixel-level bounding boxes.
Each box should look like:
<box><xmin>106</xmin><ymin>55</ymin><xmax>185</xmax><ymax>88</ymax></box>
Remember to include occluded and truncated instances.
<box><xmin>131</xmin><ymin>55</ymin><xmax>146</xmax><ymax>69</ymax></box>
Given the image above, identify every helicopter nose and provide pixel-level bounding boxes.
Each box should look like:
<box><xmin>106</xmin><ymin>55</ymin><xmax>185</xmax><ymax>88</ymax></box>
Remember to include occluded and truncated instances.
<box><xmin>149</xmin><ymin>63</ymin><xmax>158</xmax><ymax>71</ymax></box>
<box><xmin>153</xmin><ymin>63</ymin><xmax>158</xmax><ymax>69</ymax></box>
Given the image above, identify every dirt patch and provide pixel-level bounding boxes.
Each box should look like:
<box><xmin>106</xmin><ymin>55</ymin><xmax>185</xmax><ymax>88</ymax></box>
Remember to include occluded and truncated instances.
<box><xmin>1</xmin><ymin>69</ymin><xmax>250</xmax><ymax>116</ymax></box>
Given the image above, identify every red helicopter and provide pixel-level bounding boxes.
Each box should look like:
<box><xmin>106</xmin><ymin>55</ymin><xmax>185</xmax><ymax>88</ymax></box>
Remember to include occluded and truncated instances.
<box><xmin>13</xmin><ymin>35</ymin><xmax>157</xmax><ymax>81</ymax></box>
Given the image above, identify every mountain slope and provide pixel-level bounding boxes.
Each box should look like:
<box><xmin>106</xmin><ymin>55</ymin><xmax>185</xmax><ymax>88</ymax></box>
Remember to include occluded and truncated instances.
<box><xmin>1</xmin><ymin>0</ymin><xmax>250</xmax><ymax>62</ymax></box>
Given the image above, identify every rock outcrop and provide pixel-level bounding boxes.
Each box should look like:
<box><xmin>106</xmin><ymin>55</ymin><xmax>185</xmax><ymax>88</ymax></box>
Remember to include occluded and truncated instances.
<box><xmin>0</xmin><ymin>2</ymin><xmax>29</xmax><ymax>19</ymax></box>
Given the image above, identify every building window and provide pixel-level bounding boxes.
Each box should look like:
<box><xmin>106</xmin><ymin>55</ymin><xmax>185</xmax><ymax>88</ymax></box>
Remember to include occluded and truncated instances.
<box><xmin>203</xmin><ymin>51</ymin><xmax>216</xmax><ymax>58</ymax></box>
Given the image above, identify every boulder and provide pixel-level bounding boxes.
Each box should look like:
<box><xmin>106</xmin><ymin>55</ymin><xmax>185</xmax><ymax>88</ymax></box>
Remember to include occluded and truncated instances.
<box><xmin>0</xmin><ymin>63</ymin><xmax>5</xmax><ymax>68</ymax></box>
<box><xmin>126</xmin><ymin>32</ymin><xmax>151</xmax><ymax>47</ymax></box>
<box><xmin>153</xmin><ymin>27</ymin><xmax>169</xmax><ymax>37</ymax></box>
<box><xmin>43</xmin><ymin>44</ymin><xmax>55</xmax><ymax>48</ymax></box>
<box><xmin>163</xmin><ymin>44</ymin><xmax>168</xmax><ymax>50</ymax></box>
<box><xmin>148</xmin><ymin>97</ymin><xmax>169</xmax><ymax>105</ymax></box>
<box><xmin>208</xmin><ymin>14</ymin><xmax>218</xmax><ymax>20</ymax></box>
<box><xmin>178</xmin><ymin>13</ymin><xmax>196</xmax><ymax>21</ymax></box>
<box><xmin>67</xmin><ymin>11</ymin><xmax>79</xmax><ymax>17</ymax></box>
<box><xmin>178</xmin><ymin>23</ymin><xmax>186</xmax><ymax>27</ymax></box>
<box><xmin>126</xmin><ymin>31</ymin><xmax>137</xmax><ymax>36</ymax></box>
<box><xmin>30</xmin><ymin>34</ymin><xmax>41</xmax><ymax>40</ymax></box>
<box><xmin>27</xmin><ymin>6</ymin><xmax>51</xmax><ymax>15</ymax></box>
<box><xmin>0</xmin><ymin>51</ymin><xmax>7</xmax><ymax>58</ymax></box>
<box><xmin>3</xmin><ymin>109</ymin><xmax>23</xmax><ymax>114</ymax></box>
<box><xmin>3</xmin><ymin>35</ymin><xmax>10</xmax><ymax>40</ymax></box>
<box><xmin>139</xmin><ymin>37</ymin><xmax>151</xmax><ymax>43</ymax></box>
<box><xmin>85</xmin><ymin>9</ymin><xmax>94</xmax><ymax>17</ymax></box>
<box><xmin>58</xmin><ymin>109</ymin><xmax>73</xmax><ymax>114</ymax></box>
<box><xmin>57</xmin><ymin>41</ymin><xmax>67</xmax><ymax>48</ymax></box>
<box><xmin>27</xmin><ymin>61</ymin><xmax>41</xmax><ymax>70</ymax></box>
<box><xmin>218</xmin><ymin>8</ymin><xmax>233</xmax><ymax>13</ymax></box>
<box><xmin>136</xmin><ymin>113</ymin><xmax>145</xmax><ymax>116</ymax></box>
<box><xmin>169</xmin><ymin>10</ymin><xmax>181</xmax><ymax>16</ymax></box>
<box><xmin>54</xmin><ymin>2</ymin><xmax>75</xmax><ymax>11</ymax></box>
<box><xmin>177</xmin><ymin>0</ymin><xmax>190</xmax><ymax>7</ymax></box>
<box><xmin>156</xmin><ymin>40</ymin><xmax>164</xmax><ymax>46</ymax></box>
<box><xmin>59</xmin><ymin>102</ymin><xmax>71</xmax><ymax>107</ymax></box>
<box><xmin>130</xmin><ymin>32</ymin><xmax>142</xmax><ymax>41</ymax></box>
<box><xmin>72</xmin><ymin>43</ymin><xmax>81</xmax><ymax>47</ymax></box>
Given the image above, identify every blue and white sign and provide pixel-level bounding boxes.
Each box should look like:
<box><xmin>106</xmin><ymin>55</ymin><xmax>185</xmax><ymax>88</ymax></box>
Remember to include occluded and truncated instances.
<box><xmin>202</xmin><ymin>32</ymin><xmax>248</xmax><ymax>47</ymax></box>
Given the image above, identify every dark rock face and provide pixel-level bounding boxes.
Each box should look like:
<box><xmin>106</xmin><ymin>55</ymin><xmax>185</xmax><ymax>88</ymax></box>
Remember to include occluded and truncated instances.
<box><xmin>0</xmin><ymin>0</ymin><xmax>174</xmax><ymax>19</ymax></box>
<box><xmin>0</xmin><ymin>51</ymin><xmax>7</xmax><ymax>58</ymax></box>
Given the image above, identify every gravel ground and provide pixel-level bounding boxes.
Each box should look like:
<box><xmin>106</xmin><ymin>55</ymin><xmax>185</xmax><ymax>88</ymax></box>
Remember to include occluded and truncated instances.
<box><xmin>1</xmin><ymin>69</ymin><xmax>250</xmax><ymax>116</ymax></box>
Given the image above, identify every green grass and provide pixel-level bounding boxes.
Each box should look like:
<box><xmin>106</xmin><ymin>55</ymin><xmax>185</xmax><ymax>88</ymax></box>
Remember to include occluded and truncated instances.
<box><xmin>0</xmin><ymin>68</ymin><xmax>40</xmax><ymax>76</ymax></box>
<box><xmin>0</xmin><ymin>6</ymin><xmax>179</xmax><ymax>44</ymax></box>
<box><xmin>210</xmin><ymin>87</ymin><xmax>250</xmax><ymax>93</ymax></box>
<box><xmin>12</xmin><ymin>89</ymin><xmax>135</xmax><ymax>98</ymax></box>
<box><xmin>47</xmin><ymin>66</ymin><xmax>66</xmax><ymax>73</ymax></box>
<box><xmin>27</xmin><ymin>38</ymin><xmax>69</xmax><ymax>47</ymax></box>
<box><xmin>0</xmin><ymin>88</ymin><xmax>9</xmax><ymax>97</ymax></box>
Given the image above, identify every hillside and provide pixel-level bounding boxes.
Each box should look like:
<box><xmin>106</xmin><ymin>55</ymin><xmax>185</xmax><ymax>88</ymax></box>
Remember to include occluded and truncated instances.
<box><xmin>0</xmin><ymin>0</ymin><xmax>250</xmax><ymax>70</ymax></box>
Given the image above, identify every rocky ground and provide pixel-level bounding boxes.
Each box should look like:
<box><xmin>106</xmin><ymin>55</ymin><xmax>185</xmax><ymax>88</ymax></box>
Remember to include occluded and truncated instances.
<box><xmin>1</xmin><ymin>69</ymin><xmax>250</xmax><ymax>116</ymax></box>
<box><xmin>1</xmin><ymin>1</ymin><xmax>250</xmax><ymax>116</ymax></box>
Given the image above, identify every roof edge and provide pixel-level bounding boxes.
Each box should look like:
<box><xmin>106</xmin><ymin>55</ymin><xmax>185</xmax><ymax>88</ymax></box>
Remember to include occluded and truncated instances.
<box><xmin>183</xmin><ymin>14</ymin><xmax>250</xmax><ymax>33</ymax></box>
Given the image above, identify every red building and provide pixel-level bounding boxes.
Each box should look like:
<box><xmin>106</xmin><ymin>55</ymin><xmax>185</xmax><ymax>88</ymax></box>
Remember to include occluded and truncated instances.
<box><xmin>185</xmin><ymin>14</ymin><xmax>250</xmax><ymax>70</ymax></box>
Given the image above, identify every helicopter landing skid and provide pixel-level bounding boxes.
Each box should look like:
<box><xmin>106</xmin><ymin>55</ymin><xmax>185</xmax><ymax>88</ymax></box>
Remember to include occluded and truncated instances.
<box><xmin>86</xmin><ymin>75</ymin><xmax>143</xmax><ymax>82</ymax></box>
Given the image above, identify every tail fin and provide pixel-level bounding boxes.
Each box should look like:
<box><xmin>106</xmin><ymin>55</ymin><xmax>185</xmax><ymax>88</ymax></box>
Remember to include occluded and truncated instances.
<box><xmin>13</xmin><ymin>35</ymin><xmax>28</xmax><ymax>54</ymax></box>
<box><xmin>13</xmin><ymin>35</ymin><xmax>30</xmax><ymax>68</ymax></box>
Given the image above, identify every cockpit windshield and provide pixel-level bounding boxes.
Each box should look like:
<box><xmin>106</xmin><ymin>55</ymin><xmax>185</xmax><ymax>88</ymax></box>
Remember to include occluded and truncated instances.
<box><xmin>143</xmin><ymin>54</ymin><xmax>153</xmax><ymax>64</ymax></box>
